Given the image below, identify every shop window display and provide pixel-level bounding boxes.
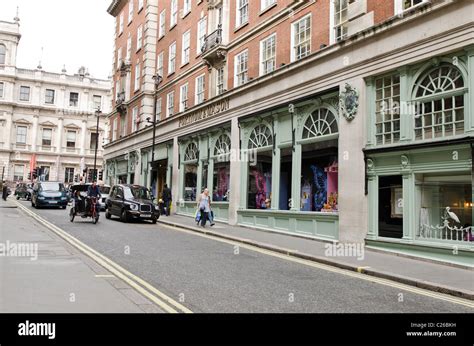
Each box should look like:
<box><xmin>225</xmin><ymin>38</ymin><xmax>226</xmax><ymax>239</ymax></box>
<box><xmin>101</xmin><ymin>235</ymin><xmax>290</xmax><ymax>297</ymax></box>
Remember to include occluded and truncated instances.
<box><xmin>300</xmin><ymin>144</ymin><xmax>338</xmax><ymax>212</ymax></box>
<box><xmin>378</xmin><ymin>175</ymin><xmax>403</xmax><ymax>239</ymax></box>
<box><xmin>247</xmin><ymin>152</ymin><xmax>272</xmax><ymax>209</ymax></box>
<box><xmin>213</xmin><ymin>162</ymin><xmax>230</xmax><ymax>201</ymax></box>
<box><xmin>417</xmin><ymin>174</ymin><xmax>473</xmax><ymax>242</ymax></box>
<box><xmin>184</xmin><ymin>164</ymin><xmax>197</xmax><ymax>201</ymax></box>
<box><xmin>279</xmin><ymin>148</ymin><xmax>293</xmax><ymax>210</ymax></box>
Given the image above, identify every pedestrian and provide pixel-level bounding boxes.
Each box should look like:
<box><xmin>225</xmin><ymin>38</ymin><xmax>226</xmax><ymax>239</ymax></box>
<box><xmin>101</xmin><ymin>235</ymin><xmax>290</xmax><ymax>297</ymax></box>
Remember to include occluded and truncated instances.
<box><xmin>197</xmin><ymin>188</ymin><xmax>211</xmax><ymax>227</ymax></box>
<box><xmin>2</xmin><ymin>181</ymin><xmax>8</xmax><ymax>201</ymax></box>
<box><xmin>162</xmin><ymin>184</ymin><xmax>172</xmax><ymax>216</ymax></box>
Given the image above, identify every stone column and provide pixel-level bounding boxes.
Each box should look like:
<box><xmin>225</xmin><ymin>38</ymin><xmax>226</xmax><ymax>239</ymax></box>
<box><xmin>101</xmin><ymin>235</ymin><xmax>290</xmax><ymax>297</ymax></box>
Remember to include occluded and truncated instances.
<box><xmin>271</xmin><ymin>116</ymin><xmax>280</xmax><ymax>210</ymax></box>
<box><xmin>31</xmin><ymin>113</ymin><xmax>39</xmax><ymax>151</ymax></box>
<box><xmin>171</xmin><ymin>137</ymin><xmax>180</xmax><ymax>213</ymax></box>
<box><xmin>80</xmin><ymin>119</ymin><xmax>87</xmax><ymax>155</ymax></box>
<box><xmin>56</xmin><ymin>116</ymin><xmax>64</xmax><ymax>154</ymax></box>
<box><xmin>228</xmin><ymin>117</ymin><xmax>241</xmax><ymax>224</ymax></box>
<box><xmin>290</xmin><ymin>144</ymin><xmax>302</xmax><ymax>211</ymax></box>
<box><xmin>402</xmin><ymin>171</ymin><xmax>415</xmax><ymax>241</ymax></box>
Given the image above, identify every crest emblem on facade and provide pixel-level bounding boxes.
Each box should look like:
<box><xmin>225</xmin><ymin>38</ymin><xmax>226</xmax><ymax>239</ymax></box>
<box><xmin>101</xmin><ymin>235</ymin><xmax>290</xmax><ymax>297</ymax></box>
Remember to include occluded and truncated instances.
<box><xmin>339</xmin><ymin>83</ymin><xmax>359</xmax><ymax>121</ymax></box>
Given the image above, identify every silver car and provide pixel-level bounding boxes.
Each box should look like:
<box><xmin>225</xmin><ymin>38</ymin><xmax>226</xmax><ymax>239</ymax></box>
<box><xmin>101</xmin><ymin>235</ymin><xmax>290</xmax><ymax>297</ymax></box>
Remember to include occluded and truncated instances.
<box><xmin>98</xmin><ymin>185</ymin><xmax>111</xmax><ymax>211</ymax></box>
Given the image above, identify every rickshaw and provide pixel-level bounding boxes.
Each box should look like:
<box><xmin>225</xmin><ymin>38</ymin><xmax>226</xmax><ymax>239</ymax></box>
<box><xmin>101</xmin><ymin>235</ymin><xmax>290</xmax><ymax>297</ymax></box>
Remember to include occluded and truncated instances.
<box><xmin>69</xmin><ymin>184</ymin><xmax>100</xmax><ymax>224</ymax></box>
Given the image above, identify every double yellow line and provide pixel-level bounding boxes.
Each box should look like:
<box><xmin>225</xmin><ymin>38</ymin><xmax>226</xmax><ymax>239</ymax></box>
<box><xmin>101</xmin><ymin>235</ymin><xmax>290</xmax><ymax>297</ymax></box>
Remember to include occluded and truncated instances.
<box><xmin>15</xmin><ymin>201</ymin><xmax>192</xmax><ymax>314</ymax></box>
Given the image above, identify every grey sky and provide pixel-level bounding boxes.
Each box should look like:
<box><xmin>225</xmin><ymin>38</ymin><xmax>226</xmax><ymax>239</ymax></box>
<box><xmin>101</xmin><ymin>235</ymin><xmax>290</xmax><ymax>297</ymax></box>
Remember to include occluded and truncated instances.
<box><xmin>1</xmin><ymin>0</ymin><xmax>114</xmax><ymax>79</ymax></box>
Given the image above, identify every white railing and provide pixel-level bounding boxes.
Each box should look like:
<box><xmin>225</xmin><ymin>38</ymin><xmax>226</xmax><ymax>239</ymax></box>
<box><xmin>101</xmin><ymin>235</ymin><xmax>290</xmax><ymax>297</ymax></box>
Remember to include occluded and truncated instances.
<box><xmin>419</xmin><ymin>220</ymin><xmax>473</xmax><ymax>244</ymax></box>
<box><xmin>11</xmin><ymin>143</ymin><xmax>31</xmax><ymax>151</ymax></box>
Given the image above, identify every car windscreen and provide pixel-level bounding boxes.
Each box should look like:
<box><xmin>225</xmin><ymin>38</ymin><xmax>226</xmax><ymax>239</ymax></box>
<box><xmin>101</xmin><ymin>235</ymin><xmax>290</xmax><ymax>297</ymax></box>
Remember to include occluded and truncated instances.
<box><xmin>40</xmin><ymin>182</ymin><xmax>65</xmax><ymax>192</ymax></box>
<box><xmin>100</xmin><ymin>186</ymin><xmax>111</xmax><ymax>194</ymax></box>
<box><xmin>124</xmin><ymin>186</ymin><xmax>151</xmax><ymax>200</ymax></box>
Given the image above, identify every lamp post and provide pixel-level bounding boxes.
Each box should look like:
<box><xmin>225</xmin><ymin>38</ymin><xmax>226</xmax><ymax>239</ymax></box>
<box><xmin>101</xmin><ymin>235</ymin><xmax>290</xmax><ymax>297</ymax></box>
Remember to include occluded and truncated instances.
<box><xmin>147</xmin><ymin>74</ymin><xmax>163</xmax><ymax>192</ymax></box>
<box><xmin>93</xmin><ymin>107</ymin><xmax>102</xmax><ymax>182</ymax></box>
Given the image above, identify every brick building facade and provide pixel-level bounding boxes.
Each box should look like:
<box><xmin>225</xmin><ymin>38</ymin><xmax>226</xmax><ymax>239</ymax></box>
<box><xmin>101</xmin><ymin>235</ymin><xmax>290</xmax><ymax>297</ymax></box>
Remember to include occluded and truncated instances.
<box><xmin>104</xmin><ymin>0</ymin><xmax>474</xmax><ymax>266</ymax></box>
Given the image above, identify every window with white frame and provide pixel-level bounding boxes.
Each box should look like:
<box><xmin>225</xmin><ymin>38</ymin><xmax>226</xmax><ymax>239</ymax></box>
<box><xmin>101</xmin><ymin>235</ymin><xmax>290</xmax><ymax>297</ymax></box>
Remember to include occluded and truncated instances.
<box><xmin>291</xmin><ymin>14</ymin><xmax>311</xmax><ymax>61</ymax></box>
<box><xmin>19</xmin><ymin>86</ymin><xmax>30</xmax><ymax>101</ymax></box>
<box><xmin>0</xmin><ymin>82</ymin><xmax>4</xmax><ymax>98</ymax></box>
<box><xmin>69</xmin><ymin>92</ymin><xmax>79</xmax><ymax>107</ymax></box>
<box><xmin>117</xmin><ymin>47</ymin><xmax>123</xmax><ymax>68</ymax></box>
<box><xmin>112</xmin><ymin>118</ymin><xmax>118</xmax><ymax>141</ymax></box>
<box><xmin>132</xmin><ymin>106</ymin><xmax>139</xmax><ymax>132</ymax></box>
<box><xmin>156</xmin><ymin>97</ymin><xmax>162</xmax><ymax>120</ymax></box>
<box><xmin>128</xmin><ymin>0</ymin><xmax>134</xmax><ymax>24</ymax></box>
<box><xmin>137</xmin><ymin>25</ymin><xmax>143</xmax><ymax>51</ymax></box>
<box><xmin>236</xmin><ymin>0</ymin><xmax>249</xmax><ymax>27</ymax></box>
<box><xmin>197</xmin><ymin>17</ymin><xmax>207</xmax><ymax>54</ymax></box>
<box><xmin>14</xmin><ymin>165</ymin><xmax>24</xmax><ymax>181</ymax></box>
<box><xmin>126</xmin><ymin>35</ymin><xmax>132</xmax><ymax>60</ymax></box>
<box><xmin>260</xmin><ymin>34</ymin><xmax>276</xmax><ymax>75</ymax></box>
<box><xmin>180</xmin><ymin>83</ymin><xmax>189</xmax><ymax>112</ymax></box>
<box><xmin>167</xmin><ymin>91</ymin><xmax>175</xmax><ymax>117</ymax></box>
<box><xmin>333</xmin><ymin>0</ymin><xmax>348</xmax><ymax>42</ymax></box>
<box><xmin>170</xmin><ymin>0</ymin><xmax>178</xmax><ymax>27</ymax></box>
<box><xmin>195</xmin><ymin>74</ymin><xmax>205</xmax><ymax>104</ymax></box>
<box><xmin>45</xmin><ymin>89</ymin><xmax>55</xmax><ymax>104</ymax></box>
<box><xmin>157</xmin><ymin>51</ymin><xmax>164</xmax><ymax>77</ymax></box>
<box><xmin>216</xmin><ymin>67</ymin><xmax>224</xmax><ymax>95</ymax></box>
<box><xmin>261</xmin><ymin>0</ymin><xmax>276</xmax><ymax>11</ymax></box>
<box><xmin>64</xmin><ymin>167</ymin><xmax>74</xmax><ymax>183</ymax></box>
<box><xmin>66</xmin><ymin>130</ymin><xmax>76</xmax><ymax>149</ymax></box>
<box><xmin>182</xmin><ymin>30</ymin><xmax>191</xmax><ymax>65</ymax></box>
<box><xmin>159</xmin><ymin>10</ymin><xmax>166</xmax><ymax>38</ymax></box>
<box><xmin>0</xmin><ymin>44</ymin><xmax>5</xmax><ymax>65</ymax></box>
<box><xmin>134</xmin><ymin>62</ymin><xmax>141</xmax><ymax>91</ymax></box>
<box><xmin>234</xmin><ymin>50</ymin><xmax>248</xmax><ymax>87</ymax></box>
<box><xmin>42</xmin><ymin>128</ymin><xmax>52</xmax><ymax>147</ymax></box>
<box><xmin>375</xmin><ymin>74</ymin><xmax>400</xmax><ymax>145</ymax></box>
<box><xmin>120</xmin><ymin>114</ymin><xmax>126</xmax><ymax>137</ymax></box>
<box><xmin>403</xmin><ymin>0</ymin><xmax>425</xmax><ymax>10</ymax></box>
<box><xmin>183</xmin><ymin>0</ymin><xmax>191</xmax><ymax>15</ymax></box>
<box><xmin>93</xmin><ymin>95</ymin><xmax>102</xmax><ymax>110</ymax></box>
<box><xmin>138</xmin><ymin>0</ymin><xmax>144</xmax><ymax>11</ymax></box>
<box><xmin>119</xmin><ymin>13</ymin><xmax>124</xmax><ymax>34</ymax></box>
<box><xmin>168</xmin><ymin>42</ymin><xmax>176</xmax><ymax>74</ymax></box>
<box><xmin>16</xmin><ymin>126</ymin><xmax>27</xmax><ymax>144</ymax></box>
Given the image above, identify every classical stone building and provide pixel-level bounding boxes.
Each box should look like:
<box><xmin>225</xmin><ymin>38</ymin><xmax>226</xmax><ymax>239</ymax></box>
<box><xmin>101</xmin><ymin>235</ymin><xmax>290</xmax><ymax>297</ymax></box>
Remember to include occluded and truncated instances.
<box><xmin>104</xmin><ymin>0</ymin><xmax>474</xmax><ymax>266</ymax></box>
<box><xmin>0</xmin><ymin>17</ymin><xmax>111</xmax><ymax>184</ymax></box>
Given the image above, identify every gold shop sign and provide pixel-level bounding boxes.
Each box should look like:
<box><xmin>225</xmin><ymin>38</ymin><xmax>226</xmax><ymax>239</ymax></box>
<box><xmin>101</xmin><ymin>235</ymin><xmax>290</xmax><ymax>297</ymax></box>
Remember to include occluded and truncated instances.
<box><xmin>178</xmin><ymin>98</ymin><xmax>230</xmax><ymax>128</ymax></box>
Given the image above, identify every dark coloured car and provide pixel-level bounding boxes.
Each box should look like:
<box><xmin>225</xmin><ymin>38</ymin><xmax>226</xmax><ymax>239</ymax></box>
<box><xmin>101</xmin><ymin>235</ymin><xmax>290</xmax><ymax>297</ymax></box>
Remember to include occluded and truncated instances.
<box><xmin>31</xmin><ymin>181</ymin><xmax>68</xmax><ymax>209</ymax></box>
<box><xmin>105</xmin><ymin>184</ymin><xmax>159</xmax><ymax>223</ymax></box>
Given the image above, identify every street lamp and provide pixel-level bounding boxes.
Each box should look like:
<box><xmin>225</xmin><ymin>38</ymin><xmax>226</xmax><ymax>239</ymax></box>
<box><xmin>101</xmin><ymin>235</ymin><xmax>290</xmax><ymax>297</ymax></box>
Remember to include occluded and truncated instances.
<box><xmin>93</xmin><ymin>107</ymin><xmax>102</xmax><ymax>182</ymax></box>
<box><xmin>147</xmin><ymin>74</ymin><xmax>163</xmax><ymax>192</ymax></box>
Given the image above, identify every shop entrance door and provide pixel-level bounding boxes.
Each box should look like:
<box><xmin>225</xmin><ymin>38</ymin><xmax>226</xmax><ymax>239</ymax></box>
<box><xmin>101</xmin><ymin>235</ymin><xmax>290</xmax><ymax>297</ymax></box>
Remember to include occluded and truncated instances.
<box><xmin>378</xmin><ymin>175</ymin><xmax>403</xmax><ymax>238</ymax></box>
<box><xmin>154</xmin><ymin>159</ymin><xmax>168</xmax><ymax>199</ymax></box>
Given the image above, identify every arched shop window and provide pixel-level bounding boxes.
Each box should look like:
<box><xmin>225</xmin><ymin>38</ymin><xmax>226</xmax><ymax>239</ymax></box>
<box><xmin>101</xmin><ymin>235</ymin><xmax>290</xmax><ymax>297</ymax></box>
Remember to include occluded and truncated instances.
<box><xmin>248</xmin><ymin>124</ymin><xmax>273</xmax><ymax>149</ymax></box>
<box><xmin>183</xmin><ymin>142</ymin><xmax>198</xmax><ymax>201</ymax></box>
<box><xmin>414</xmin><ymin>64</ymin><xmax>465</xmax><ymax>140</ymax></box>
<box><xmin>0</xmin><ymin>44</ymin><xmax>6</xmax><ymax>65</ymax></box>
<box><xmin>213</xmin><ymin>134</ymin><xmax>231</xmax><ymax>202</ymax></box>
<box><xmin>299</xmin><ymin>107</ymin><xmax>339</xmax><ymax>213</ymax></box>
<box><xmin>247</xmin><ymin>123</ymin><xmax>273</xmax><ymax>210</ymax></box>
<box><xmin>302</xmin><ymin>107</ymin><xmax>338</xmax><ymax>139</ymax></box>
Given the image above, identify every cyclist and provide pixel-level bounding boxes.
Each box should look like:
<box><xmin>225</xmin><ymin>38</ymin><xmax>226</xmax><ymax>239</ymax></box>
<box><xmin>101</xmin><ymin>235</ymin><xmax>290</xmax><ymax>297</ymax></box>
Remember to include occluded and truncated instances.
<box><xmin>87</xmin><ymin>181</ymin><xmax>101</xmax><ymax>215</ymax></box>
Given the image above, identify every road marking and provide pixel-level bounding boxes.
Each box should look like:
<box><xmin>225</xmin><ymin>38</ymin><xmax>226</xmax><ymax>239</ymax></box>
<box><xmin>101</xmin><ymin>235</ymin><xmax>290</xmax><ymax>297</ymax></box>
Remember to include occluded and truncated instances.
<box><xmin>357</xmin><ymin>266</ymin><xmax>370</xmax><ymax>273</ymax></box>
<box><xmin>15</xmin><ymin>201</ymin><xmax>192</xmax><ymax>314</ymax></box>
<box><xmin>159</xmin><ymin>223</ymin><xmax>474</xmax><ymax>309</ymax></box>
<box><xmin>95</xmin><ymin>274</ymin><xmax>115</xmax><ymax>278</ymax></box>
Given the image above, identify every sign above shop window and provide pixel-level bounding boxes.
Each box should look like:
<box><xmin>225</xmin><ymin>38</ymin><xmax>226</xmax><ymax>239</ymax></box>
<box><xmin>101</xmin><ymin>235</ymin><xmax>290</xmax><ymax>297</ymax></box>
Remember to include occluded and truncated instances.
<box><xmin>178</xmin><ymin>98</ymin><xmax>230</xmax><ymax>128</ymax></box>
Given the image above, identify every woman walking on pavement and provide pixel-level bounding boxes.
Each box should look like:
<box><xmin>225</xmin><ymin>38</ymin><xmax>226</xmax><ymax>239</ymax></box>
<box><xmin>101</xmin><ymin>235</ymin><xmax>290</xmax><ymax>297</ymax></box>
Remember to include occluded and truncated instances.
<box><xmin>197</xmin><ymin>188</ymin><xmax>215</xmax><ymax>227</ymax></box>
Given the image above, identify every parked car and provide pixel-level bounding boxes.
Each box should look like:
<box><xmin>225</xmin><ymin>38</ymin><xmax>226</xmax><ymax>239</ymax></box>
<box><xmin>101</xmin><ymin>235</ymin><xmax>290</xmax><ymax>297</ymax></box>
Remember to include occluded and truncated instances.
<box><xmin>98</xmin><ymin>184</ymin><xmax>111</xmax><ymax>211</ymax></box>
<box><xmin>15</xmin><ymin>183</ymin><xmax>31</xmax><ymax>200</ymax></box>
<box><xmin>105</xmin><ymin>184</ymin><xmax>160</xmax><ymax>223</ymax></box>
<box><xmin>31</xmin><ymin>181</ymin><xmax>68</xmax><ymax>209</ymax></box>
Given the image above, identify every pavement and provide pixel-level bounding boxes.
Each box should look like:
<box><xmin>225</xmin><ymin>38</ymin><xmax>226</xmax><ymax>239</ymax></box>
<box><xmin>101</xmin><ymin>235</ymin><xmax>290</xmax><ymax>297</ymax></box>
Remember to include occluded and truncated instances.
<box><xmin>9</xmin><ymin>199</ymin><xmax>473</xmax><ymax>313</ymax></box>
<box><xmin>0</xmin><ymin>198</ymin><xmax>164</xmax><ymax>313</ymax></box>
<box><xmin>158</xmin><ymin>214</ymin><xmax>474</xmax><ymax>300</ymax></box>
